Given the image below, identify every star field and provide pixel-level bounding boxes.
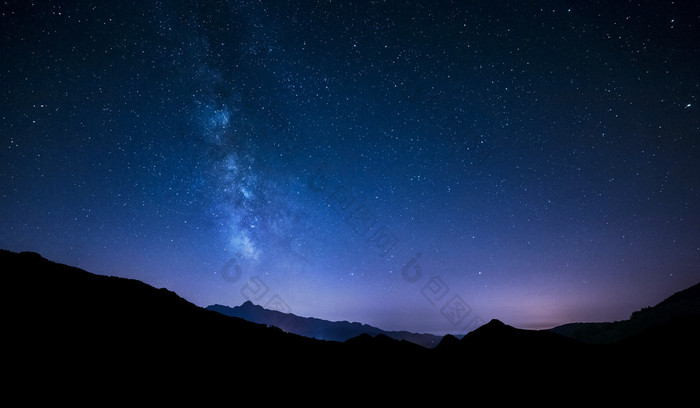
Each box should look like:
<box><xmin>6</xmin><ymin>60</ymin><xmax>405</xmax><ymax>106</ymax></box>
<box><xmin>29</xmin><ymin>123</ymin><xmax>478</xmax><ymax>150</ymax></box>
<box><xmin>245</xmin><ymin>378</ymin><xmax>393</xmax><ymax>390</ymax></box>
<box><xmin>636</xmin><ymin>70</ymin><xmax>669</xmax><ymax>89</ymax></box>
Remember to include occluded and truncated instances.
<box><xmin>1</xmin><ymin>0</ymin><xmax>698</xmax><ymax>334</ymax></box>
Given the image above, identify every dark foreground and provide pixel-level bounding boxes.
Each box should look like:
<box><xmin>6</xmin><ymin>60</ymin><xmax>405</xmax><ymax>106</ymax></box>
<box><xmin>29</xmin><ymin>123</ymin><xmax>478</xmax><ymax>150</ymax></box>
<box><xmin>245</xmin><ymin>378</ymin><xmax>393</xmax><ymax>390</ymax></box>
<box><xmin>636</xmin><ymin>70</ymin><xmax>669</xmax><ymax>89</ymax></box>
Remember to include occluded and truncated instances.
<box><xmin>4</xmin><ymin>249</ymin><xmax>698</xmax><ymax>402</ymax></box>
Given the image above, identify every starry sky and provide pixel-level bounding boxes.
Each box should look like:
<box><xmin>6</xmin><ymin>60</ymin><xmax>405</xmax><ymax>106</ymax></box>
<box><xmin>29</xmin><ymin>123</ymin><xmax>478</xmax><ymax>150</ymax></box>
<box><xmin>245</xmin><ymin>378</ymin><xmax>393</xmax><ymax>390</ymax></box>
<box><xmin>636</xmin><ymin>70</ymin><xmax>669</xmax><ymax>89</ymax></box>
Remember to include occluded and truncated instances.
<box><xmin>2</xmin><ymin>0</ymin><xmax>699</xmax><ymax>335</ymax></box>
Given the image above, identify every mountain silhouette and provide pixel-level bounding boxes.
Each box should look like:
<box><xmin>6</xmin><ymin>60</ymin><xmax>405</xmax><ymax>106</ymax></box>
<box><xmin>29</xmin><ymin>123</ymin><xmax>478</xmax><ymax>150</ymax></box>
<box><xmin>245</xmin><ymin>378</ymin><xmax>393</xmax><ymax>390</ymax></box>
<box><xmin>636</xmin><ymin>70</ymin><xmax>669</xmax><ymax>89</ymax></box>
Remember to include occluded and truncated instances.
<box><xmin>4</xmin><ymin>249</ymin><xmax>699</xmax><ymax>399</ymax></box>
<box><xmin>4</xmin><ymin>250</ymin><xmax>341</xmax><ymax>389</ymax></box>
<box><xmin>206</xmin><ymin>301</ymin><xmax>444</xmax><ymax>348</ymax></box>
<box><xmin>433</xmin><ymin>318</ymin><xmax>593</xmax><ymax>375</ymax></box>
<box><xmin>3</xmin><ymin>249</ymin><xmax>423</xmax><ymax>392</ymax></box>
<box><xmin>549</xmin><ymin>281</ymin><xmax>700</xmax><ymax>343</ymax></box>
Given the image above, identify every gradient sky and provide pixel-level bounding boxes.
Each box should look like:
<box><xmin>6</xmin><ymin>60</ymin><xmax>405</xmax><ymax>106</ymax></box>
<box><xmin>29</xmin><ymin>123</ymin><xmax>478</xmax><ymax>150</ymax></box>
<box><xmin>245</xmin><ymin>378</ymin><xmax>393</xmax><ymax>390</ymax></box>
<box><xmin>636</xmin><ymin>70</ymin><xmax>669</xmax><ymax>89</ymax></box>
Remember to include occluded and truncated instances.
<box><xmin>2</xmin><ymin>0</ymin><xmax>698</xmax><ymax>335</ymax></box>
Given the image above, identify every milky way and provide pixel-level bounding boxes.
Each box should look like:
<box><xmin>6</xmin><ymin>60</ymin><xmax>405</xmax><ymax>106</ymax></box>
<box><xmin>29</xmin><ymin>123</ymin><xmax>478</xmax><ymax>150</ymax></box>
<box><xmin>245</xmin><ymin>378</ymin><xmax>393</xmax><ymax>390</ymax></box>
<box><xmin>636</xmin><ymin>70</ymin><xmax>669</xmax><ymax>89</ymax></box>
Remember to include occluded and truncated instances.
<box><xmin>1</xmin><ymin>0</ymin><xmax>698</xmax><ymax>334</ymax></box>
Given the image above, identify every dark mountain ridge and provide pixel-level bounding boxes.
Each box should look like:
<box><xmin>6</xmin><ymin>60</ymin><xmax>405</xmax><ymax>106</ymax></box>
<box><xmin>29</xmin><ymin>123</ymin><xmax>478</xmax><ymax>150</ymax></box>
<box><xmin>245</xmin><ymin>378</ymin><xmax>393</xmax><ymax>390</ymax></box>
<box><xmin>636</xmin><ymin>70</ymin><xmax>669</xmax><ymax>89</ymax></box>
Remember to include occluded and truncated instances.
<box><xmin>4</xmin><ymin>249</ymin><xmax>423</xmax><ymax>390</ymax></box>
<box><xmin>5</xmin><ymin>249</ymin><xmax>699</xmax><ymax>397</ymax></box>
<box><xmin>4</xmin><ymin>250</ymin><xmax>338</xmax><ymax>384</ymax></box>
<box><xmin>206</xmin><ymin>301</ymin><xmax>444</xmax><ymax>348</ymax></box>
<box><xmin>549</xmin><ymin>281</ymin><xmax>700</xmax><ymax>344</ymax></box>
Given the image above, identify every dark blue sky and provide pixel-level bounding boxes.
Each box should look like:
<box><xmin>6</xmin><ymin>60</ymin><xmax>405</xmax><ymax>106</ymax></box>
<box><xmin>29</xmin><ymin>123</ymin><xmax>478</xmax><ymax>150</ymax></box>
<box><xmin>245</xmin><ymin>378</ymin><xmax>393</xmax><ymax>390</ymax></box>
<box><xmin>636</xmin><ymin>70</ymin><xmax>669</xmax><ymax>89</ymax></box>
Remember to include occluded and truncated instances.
<box><xmin>2</xmin><ymin>0</ymin><xmax>698</xmax><ymax>335</ymax></box>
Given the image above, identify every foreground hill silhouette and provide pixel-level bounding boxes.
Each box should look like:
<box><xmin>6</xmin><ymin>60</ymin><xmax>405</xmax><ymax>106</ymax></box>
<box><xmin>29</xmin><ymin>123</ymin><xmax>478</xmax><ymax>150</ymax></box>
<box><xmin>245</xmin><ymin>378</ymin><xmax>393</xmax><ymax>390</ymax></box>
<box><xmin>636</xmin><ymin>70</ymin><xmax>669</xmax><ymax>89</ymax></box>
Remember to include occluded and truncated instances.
<box><xmin>4</xmin><ymin>249</ymin><xmax>699</xmax><ymax>398</ymax></box>
<box><xmin>549</xmin><ymin>282</ymin><xmax>700</xmax><ymax>343</ymax></box>
<box><xmin>4</xmin><ymin>249</ymin><xmax>429</xmax><ymax>391</ymax></box>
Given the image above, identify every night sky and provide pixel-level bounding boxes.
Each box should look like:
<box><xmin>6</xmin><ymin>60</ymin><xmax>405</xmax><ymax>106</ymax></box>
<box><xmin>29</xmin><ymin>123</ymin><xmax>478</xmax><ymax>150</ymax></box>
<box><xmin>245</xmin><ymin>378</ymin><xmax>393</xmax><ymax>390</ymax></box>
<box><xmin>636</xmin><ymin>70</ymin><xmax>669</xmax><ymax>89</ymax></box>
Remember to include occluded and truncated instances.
<box><xmin>2</xmin><ymin>0</ymin><xmax>699</xmax><ymax>335</ymax></box>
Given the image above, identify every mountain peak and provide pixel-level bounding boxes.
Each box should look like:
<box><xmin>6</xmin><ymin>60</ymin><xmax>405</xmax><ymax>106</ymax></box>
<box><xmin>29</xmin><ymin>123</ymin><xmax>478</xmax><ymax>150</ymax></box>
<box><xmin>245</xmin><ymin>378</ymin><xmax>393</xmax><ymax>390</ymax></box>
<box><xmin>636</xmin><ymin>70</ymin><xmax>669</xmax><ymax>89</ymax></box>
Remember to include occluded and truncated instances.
<box><xmin>206</xmin><ymin>299</ymin><xmax>444</xmax><ymax>348</ymax></box>
<box><xmin>485</xmin><ymin>318</ymin><xmax>506</xmax><ymax>327</ymax></box>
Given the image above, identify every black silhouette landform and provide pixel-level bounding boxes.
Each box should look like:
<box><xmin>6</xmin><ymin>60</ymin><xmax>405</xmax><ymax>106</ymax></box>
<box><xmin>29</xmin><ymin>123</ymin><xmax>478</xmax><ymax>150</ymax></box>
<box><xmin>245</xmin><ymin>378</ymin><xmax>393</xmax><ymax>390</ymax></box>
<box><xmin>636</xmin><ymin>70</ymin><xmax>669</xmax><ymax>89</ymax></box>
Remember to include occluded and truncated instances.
<box><xmin>206</xmin><ymin>301</ymin><xmax>444</xmax><ymax>348</ymax></box>
<box><xmin>5</xmin><ymin>249</ymin><xmax>698</xmax><ymax>398</ymax></box>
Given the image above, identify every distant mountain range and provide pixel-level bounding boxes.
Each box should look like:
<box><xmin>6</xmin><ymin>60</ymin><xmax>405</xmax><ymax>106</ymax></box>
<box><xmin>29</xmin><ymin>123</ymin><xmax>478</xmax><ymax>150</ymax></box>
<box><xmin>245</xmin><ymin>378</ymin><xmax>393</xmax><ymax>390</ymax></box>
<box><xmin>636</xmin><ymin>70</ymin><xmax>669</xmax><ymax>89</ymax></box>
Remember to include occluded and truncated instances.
<box><xmin>5</xmin><ymin>248</ymin><xmax>699</xmax><ymax>399</ymax></box>
<box><xmin>206</xmin><ymin>301</ymin><xmax>444</xmax><ymax>348</ymax></box>
<box><xmin>208</xmin><ymin>280</ymin><xmax>700</xmax><ymax>348</ymax></box>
